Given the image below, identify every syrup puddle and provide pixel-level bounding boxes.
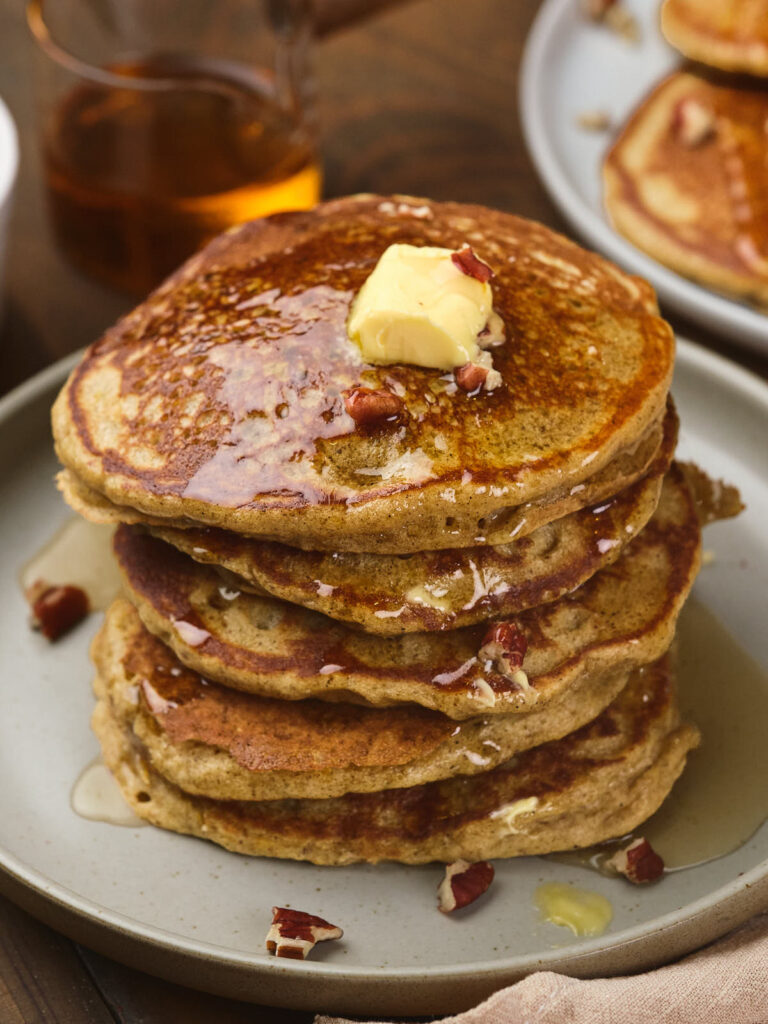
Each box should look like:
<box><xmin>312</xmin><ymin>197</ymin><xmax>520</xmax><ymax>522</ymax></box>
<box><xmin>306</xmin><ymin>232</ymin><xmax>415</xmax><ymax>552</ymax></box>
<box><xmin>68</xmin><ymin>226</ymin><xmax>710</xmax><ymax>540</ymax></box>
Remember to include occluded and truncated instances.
<box><xmin>20</xmin><ymin>518</ymin><xmax>123</xmax><ymax>611</ymax></box>
<box><xmin>548</xmin><ymin>598</ymin><xmax>768</xmax><ymax>874</ymax></box>
<box><xmin>535</xmin><ymin>882</ymin><xmax>613</xmax><ymax>937</ymax></box>
<box><xmin>71</xmin><ymin>759</ymin><xmax>146</xmax><ymax>828</ymax></box>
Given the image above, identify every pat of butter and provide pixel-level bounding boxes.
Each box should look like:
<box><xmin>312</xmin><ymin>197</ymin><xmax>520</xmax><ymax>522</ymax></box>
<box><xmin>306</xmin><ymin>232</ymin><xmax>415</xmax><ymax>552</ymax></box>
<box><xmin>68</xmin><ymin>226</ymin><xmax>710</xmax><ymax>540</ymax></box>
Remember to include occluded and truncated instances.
<box><xmin>347</xmin><ymin>244</ymin><xmax>494</xmax><ymax>370</ymax></box>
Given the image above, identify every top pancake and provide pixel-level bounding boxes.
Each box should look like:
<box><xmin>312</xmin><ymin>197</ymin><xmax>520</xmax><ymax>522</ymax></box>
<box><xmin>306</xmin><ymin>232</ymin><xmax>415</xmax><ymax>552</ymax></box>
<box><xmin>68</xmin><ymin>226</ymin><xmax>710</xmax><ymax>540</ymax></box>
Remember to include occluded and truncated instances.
<box><xmin>661</xmin><ymin>0</ymin><xmax>768</xmax><ymax>76</ymax></box>
<box><xmin>52</xmin><ymin>195</ymin><xmax>674</xmax><ymax>553</ymax></box>
<box><xmin>604</xmin><ymin>71</ymin><xmax>768</xmax><ymax>308</ymax></box>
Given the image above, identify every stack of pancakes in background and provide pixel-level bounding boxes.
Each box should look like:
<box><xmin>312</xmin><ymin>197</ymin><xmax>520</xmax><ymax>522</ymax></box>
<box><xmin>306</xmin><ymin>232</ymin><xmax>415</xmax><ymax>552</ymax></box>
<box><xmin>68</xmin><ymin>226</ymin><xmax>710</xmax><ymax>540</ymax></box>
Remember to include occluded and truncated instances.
<box><xmin>51</xmin><ymin>195</ymin><xmax>726</xmax><ymax>865</ymax></box>
<box><xmin>605</xmin><ymin>0</ymin><xmax>768</xmax><ymax>308</ymax></box>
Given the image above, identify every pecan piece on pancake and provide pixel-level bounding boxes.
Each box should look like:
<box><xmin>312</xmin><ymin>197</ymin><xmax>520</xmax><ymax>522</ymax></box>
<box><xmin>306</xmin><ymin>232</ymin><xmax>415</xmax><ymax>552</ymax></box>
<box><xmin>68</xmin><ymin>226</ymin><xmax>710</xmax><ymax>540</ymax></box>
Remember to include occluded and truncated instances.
<box><xmin>438</xmin><ymin>860</ymin><xmax>495</xmax><ymax>913</ymax></box>
<box><xmin>455</xmin><ymin>362</ymin><xmax>489</xmax><ymax>393</ymax></box>
<box><xmin>265</xmin><ymin>907</ymin><xmax>343</xmax><ymax>960</ymax></box>
<box><xmin>607</xmin><ymin>837</ymin><xmax>664</xmax><ymax>884</ymax></box>
<box><xmin>478</xmin><ymin>620</ymin><xmax>535</xmax><ymax>701</ymax></box>
<box><xmin>672</xmin><ymin>98</ymin><xmax>715</xmax><ymax>147</ymax></box>
<box><xmin>451</xmin><ymin>245</ymin><xmax>494</xmax><ymax>283</ymax></box>
<box><xmin>479</xmin><ymin>620</ymin><xmax>527</xmax><ymax>671</ymax></box>
<box><xmin>455</xmin><ymin>361</ymin><xmax>502</xmax><ymax>394</ymax></box>
<box><xmin>343</xmin><ymin>386</ymin><xmax>404</xmax><ymax>425</ymax></box>
<box><xmin>27</xmin><ymin>581</ymin><xmax>89</xmax><ymax>641</ymax></box>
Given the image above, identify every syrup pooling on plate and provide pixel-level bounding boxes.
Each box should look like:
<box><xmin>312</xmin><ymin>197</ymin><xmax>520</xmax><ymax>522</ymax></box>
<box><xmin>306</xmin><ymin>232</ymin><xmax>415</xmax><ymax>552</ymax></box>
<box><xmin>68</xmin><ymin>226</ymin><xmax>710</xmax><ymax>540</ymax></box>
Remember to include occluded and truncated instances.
<box><xmin>547</xmin><ymin>599</ymin><xmax>768</xmax><ymax>873</ymax></box>
<box><xmin>20</xmin><ymin>518</ymin><xmax>122</xmax><ymax>611</ymax></box>
<box><xmin>71</xmin><ymin>758</ymin><xmax>146</xmax><ymax>827</ymax></box>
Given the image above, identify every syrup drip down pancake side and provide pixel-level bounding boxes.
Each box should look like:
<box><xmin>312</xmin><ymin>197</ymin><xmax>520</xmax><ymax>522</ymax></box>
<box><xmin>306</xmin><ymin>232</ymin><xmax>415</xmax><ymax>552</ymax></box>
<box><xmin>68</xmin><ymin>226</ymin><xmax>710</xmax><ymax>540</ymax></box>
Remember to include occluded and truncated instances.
<box><xmin>92</xmin><ymin>599</ymin><xmax>633</xmax><ymax>801</ymax></box>
<box><xmin>92</xmin><ymin>653</ymin><xmax>699</xmax><ymax>865</ymax></box>
<box><xmin>113</xmin><ymin>464</ymin><xmax>701</xmax><ymax>720</ymax></box>
<box><xmin>141</xmin><ymin>402</ymin><xmax>676</xmax><ymax>634</ymax></box>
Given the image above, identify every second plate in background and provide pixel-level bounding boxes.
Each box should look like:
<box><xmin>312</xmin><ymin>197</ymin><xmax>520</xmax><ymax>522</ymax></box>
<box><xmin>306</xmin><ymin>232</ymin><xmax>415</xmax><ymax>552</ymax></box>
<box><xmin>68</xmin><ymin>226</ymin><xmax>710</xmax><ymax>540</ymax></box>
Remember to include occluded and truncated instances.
<box><xmin>520</xmin><ymin>0</ymin><xmax>768</xmax><ymax>354</ymax></box>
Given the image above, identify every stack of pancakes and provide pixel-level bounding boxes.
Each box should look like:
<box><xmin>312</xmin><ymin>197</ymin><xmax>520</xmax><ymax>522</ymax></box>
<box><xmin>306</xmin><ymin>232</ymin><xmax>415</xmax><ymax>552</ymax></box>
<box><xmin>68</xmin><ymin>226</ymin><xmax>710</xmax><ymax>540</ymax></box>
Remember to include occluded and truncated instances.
<box><xmin>605</xmin><ymin>0</ymin><xmax>768</xmax><ymax>308</ymax></box>
<box><xmin>53</xmin><ymin>195</ymin><xmax>707</xmax><ymax>865</ymax></box>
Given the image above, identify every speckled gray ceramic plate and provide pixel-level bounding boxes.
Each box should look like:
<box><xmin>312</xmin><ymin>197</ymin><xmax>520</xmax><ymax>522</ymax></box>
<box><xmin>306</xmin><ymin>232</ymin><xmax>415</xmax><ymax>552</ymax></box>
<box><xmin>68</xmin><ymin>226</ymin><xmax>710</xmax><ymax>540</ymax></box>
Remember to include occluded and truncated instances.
<box><xmin>520</xmin><ymin>0</ymin><xmax>768</xmax><ymax>354</ymax></box>
<box><xmin>1</xmin><ymin>343</ymin><xmax>767</xmax><ymax>1017</ymax></box>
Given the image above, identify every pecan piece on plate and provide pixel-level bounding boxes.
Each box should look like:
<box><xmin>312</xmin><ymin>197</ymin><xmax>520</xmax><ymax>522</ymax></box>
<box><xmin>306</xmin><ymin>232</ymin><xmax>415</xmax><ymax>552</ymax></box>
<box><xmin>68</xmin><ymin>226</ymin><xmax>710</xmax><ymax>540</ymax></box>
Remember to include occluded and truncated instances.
<box><xmin>27</xmin><ymin>581</ymin><xmax>89</xmax><ymax>641</ymax></box>
<box><xmin>438</xmin><ymin>860</ymin><xmax>495</xmax><ymax>913</ymax></box>
<box><xmin>265</xmin><ymin>907</ymin><xmax>343</xmax><ymax>959</ymax></box>
<box><xmin>608</xmin><ymin>837</ymin><xmax>664</xmax><ymax>884</ymax></box>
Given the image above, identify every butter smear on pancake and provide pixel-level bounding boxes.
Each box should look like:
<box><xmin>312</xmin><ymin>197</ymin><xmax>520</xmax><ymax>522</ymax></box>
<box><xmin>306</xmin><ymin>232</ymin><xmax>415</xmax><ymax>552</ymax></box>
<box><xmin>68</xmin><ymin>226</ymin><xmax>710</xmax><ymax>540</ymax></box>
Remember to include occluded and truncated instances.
<box><xmin>347</xmin><ymin>243</ymin><xmax>504</xmax><ymax>389</ymax></box>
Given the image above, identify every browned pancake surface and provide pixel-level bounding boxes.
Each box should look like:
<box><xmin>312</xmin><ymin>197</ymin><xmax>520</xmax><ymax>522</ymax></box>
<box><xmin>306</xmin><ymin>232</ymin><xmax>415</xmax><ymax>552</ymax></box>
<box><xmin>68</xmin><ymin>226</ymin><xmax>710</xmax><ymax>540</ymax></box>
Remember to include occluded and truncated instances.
<box><xmin>605</xmin><ymin>72</ymin><xmax>768</xmax><ymax>307</ymax></box>
<box><xmin>93</xmin><ymin>599</ymin><xmax>632</xmax><ymax>800</ymax></box>
<box><xmin>113</xmin><ymin>464</ymin><xmax>701</xmax><ymax>719</ymax></box>
<box><xmin>662</xmin><ymin>0</ymin><xmax>768</xmax><ymax>75</ymax></box>
<box><xmin>93</xmin><ymin>653</ymin><xmax>700</xmax><ymax>863</ymax></box>
<box><xmin>53</xmin><ymin>195</ymin><xmax>673</xmax><ymax>552</ymax></box>
<box><xmin>146</xmin><ymin>402</ymin><xmax>676</xmax><ymax>633</ymax></box>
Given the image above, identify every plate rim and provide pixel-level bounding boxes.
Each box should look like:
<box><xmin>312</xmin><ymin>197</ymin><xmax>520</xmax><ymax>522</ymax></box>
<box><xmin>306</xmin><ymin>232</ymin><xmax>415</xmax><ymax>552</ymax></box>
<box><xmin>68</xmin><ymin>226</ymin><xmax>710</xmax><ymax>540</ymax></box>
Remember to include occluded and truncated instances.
<box><xmin>518</xmin><ymin>0</ymin><xmax>768</xmax><ymax>353</ymax></box>
<box><xmin>1</xmin><ymin>340</ymin><xmax>767</xmax><ymax>992</ymax></box>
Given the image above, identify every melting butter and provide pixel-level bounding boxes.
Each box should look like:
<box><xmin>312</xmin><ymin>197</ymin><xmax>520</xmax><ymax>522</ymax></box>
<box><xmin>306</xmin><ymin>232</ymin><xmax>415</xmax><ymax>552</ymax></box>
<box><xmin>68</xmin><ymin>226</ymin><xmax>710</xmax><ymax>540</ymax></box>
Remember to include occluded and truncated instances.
<box><xmin>535</xmin><ymin>882</ymin><xmax>613</xmax><ymax>937</ymax></box>
<box><xmin>347</xmin><ymin>243</ymin><xmax>495</xmax><ymax>369</ymax></box>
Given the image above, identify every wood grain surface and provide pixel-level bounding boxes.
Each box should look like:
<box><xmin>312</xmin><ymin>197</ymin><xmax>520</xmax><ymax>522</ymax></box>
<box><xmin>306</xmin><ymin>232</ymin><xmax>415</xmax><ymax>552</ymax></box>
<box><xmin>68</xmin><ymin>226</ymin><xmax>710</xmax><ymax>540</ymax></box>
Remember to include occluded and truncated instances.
<box><xmin>0</xmin><ymin>0</ymin><xmax>765</xmax><ymax>1021</ymax></box>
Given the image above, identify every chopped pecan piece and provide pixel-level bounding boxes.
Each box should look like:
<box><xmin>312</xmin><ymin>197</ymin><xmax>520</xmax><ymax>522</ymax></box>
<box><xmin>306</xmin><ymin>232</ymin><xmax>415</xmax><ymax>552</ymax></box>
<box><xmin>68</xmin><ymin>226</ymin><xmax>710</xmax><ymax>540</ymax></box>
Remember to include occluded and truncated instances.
<box><xmin>28</xmin><ymin>581</ymin><xmax>89</xmax><ymax>641</ymax></box>
<box><xmin>265</xmin><ymin>907</ymin><xmax>343</xmax><ymax>960</ymax></box>
<box><xmin>343</xmin><ymin>386</ymin><xmax>403</xmax><ymax>425</ymax></box>
<box><xmin>451</xmin><ymin>245</ymin><xmax>494</xmax><ymax>283</ymax></box>
<box><xmin>455</xmin><ymin>362</ymin><xmax>489</xmax><ymax>393</ymax></box>
<box><xmin>608</xmin><ymin>837</ymin><xmax>664</xmax><ymax>884</ymax></box>
<box><xmin>480</xmin><ymin>620</ymin><xmax>527</xmax><ymax>670</ymax></box>
<box><xmin>673</xmin><ymin>98</ymin><xmax>715</xmax><ymax>147</ymax></box>
<box><xmin>438</xmin><ymin>860</ymin><xmax>495</xmax><ymax>913</ymax></box>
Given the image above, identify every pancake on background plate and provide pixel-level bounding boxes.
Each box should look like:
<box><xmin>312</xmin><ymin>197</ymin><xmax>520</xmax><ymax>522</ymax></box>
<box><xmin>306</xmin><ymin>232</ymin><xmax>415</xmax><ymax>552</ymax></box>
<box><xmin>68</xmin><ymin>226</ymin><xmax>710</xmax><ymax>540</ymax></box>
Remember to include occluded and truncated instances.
<box><xmin>604</xmin><ymin>71</ymin><xmax>768</xmax><ymax>308</ymax></box>
<box><xmin>661</xmin><ymin>0</ymin><xmax>768</xmax><ymax>76</ymax></box>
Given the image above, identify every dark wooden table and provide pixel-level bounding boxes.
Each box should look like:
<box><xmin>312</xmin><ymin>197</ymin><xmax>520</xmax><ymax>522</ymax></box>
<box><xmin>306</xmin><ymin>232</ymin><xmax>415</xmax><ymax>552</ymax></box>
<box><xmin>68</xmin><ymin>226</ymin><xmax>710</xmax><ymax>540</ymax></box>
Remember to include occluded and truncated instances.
<box><xmin>0</xmin><ymin>1</ymin><xmax>766</xmax><ymax>1021</ymax></box>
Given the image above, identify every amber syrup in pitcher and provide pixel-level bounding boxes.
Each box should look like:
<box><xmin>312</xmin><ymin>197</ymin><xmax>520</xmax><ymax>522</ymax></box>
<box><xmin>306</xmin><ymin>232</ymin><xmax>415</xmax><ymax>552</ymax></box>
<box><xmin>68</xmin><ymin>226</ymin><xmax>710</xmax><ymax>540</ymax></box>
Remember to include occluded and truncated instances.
<box><xmin>44</xmin><ymin>55</ymin><xmax>322</xmax><ymax>294</ymax></box>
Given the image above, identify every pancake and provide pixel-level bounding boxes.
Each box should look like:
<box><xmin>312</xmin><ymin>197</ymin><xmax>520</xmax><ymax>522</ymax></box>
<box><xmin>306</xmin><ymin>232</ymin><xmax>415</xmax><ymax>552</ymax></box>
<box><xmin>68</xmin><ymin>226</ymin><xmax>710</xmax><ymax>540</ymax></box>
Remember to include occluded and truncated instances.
<box><xmin>604</xmin><ymin>71</ymin><xmax>768</xmax><ymax>309</ymax></box>
<box><xmin>93</xmin><ymin>599</ymin><xmax>632</xmax><ymax>801</ymax></box>
<box><xmin>661</xmin><ymin>0</ymin><xmax>768</xmax><ymax>76</ymax></box>
<box><xmin>113</xmin><ymin>464</ymin><xmax>701</xmax><ymax>719</ymax></box>
<box><xmin>52</xmin><ymin>194</ymin><xmax>674</xmax><ymax>554</ymax></box>
<box><xmin>92</xmin><ymin>653</ymin><xmax>699</xmax><ymax>864</ymax></box>
<box><xmin>143</xmin><ymin>402</ymin><xmax>676</xmax><ymax>634</ymax></box>
<box><xmin>57</xmin><ymin>400</ymin><xmax>667</xmax><ymax>552</ymax></box>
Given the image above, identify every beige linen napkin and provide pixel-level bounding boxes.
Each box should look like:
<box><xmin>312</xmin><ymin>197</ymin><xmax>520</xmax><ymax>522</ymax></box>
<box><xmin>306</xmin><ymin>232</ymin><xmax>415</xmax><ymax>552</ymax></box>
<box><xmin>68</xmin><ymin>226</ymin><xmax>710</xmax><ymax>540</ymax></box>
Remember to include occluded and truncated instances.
<box><xmin>316</xmin><ymin>912</ymin><xmax>768</xmax><ymax>1024</ymax></box>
